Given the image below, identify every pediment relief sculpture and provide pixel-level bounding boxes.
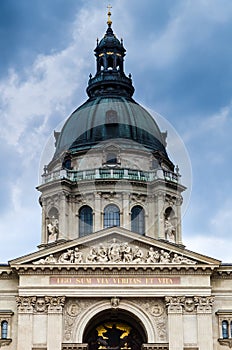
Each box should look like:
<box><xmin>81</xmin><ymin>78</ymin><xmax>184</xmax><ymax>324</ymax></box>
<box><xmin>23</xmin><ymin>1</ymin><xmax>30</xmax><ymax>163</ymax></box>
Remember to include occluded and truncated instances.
<box><xmin>32</xmin><ymin>239</ymin><xmax>197</xmax><ymax>265</ymax></box>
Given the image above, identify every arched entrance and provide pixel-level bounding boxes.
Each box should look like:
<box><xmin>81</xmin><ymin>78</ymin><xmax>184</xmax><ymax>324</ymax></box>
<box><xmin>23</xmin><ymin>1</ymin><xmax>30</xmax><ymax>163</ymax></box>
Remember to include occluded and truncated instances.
<box><xmin>83</xmin><ymin>309</ymin><xmax>147</xmax><ymax>350</ymax></box>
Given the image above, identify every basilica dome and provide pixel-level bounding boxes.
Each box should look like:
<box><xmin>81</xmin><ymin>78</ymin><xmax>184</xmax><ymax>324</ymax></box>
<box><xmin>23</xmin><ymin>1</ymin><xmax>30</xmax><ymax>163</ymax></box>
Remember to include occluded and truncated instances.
<box><xmin>53</xmin><ymin>21</ymin><xmax>172</xmax><ymax>169</ymax></box>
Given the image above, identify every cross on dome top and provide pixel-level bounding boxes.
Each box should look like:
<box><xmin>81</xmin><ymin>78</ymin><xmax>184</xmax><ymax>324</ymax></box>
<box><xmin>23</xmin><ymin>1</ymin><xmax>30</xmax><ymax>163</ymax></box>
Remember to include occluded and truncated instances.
<box><xmin>107</xmin><ymin>4</ymin><xmax>112</xmax><ymax>26</ymax></box>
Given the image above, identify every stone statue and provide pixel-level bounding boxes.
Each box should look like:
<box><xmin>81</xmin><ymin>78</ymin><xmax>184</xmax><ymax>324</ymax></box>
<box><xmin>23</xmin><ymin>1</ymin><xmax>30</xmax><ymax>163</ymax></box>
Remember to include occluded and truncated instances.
<box><xmin>133</xmin><ymin>246</ymin><xmax>144</xmax><ymax>263</ymax></box>
<box><xmin>121</xmin><ymin>242</ymin><xmax>133</xmax><ymax>262</ymax></box>
<box><xmin>74</xmin><ymin>247</ymin><xmax>83</xmax><ymax>263</ymax></box>
<box><xmin>97</xmin><ymin>244</ymin><xmax>108</xmax><ymax>262</ymax></box>
<box><xmin>108</xmin><ymin>238</ymin><xmax>121</xmax><ymax>262</ymax></box>
<box><xmin>47</xmin><ymin>216</ymin><xmax>59</xmax><ymax>242</ymax></box>
<box><xmin>160</xmin><ymin>250</ymin><xmax>170</xmax><ymax>263</ymax></box>
<box><xmin>164</xmin><ymin>217</ymin><xmax>175</xmax><ymax>242</ymax></box>
<box><xmin>58</xmin><ymin>249</ymin><xmax>72</xmax><ymax>263</ymax></box>
<box><xmin>146</xmin><ymin>247</ymin><xmax>160</xmax><ymax>263</ymax></box>
<box><xmin>172</xmin><ymin>253</ymin><xmax>183</xmax><ymax>264</ymax></box>
<box><xmin>86</xmin><ymin>247</ymin><xmax>98</xmax><ymax>263</ymax></box>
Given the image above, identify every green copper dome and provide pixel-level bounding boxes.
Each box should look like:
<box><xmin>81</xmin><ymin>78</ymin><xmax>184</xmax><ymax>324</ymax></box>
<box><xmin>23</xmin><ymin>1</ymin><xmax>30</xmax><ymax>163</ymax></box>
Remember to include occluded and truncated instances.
<box><xmin>53</xmin><ymin>23</ymin><xmax>173</xmax><ymax>169</ymax></box>
<box><xmin>54</xmin><ymin>96</ymin><xmax>168</xmax><ymax>157</ymax></box>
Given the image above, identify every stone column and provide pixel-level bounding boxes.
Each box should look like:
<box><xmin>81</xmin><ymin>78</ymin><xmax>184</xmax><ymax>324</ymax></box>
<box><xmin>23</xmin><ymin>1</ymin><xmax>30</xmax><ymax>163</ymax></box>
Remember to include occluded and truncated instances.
<box><xmin>175</xmin><ymin>197</ymin><xmax>183</xmax><ymax>245</ymax></box>
<box><xmin>165</xmin><ymin>296</ymin><xmax>184</xmax><ymax>350</ymax></box>
<box><xmin>59</xmin><ymin>192</ymin><xmax>68</xmax><ymax>239</ymax></box>
<box><xmin>46</xmin><ymin>296</ymin><xmax>65</xmax><ymax>350</ymax></box>
<box><xmin>94</xmin><ymin>192</ymin><xmax>102</xmax><ymax>231</ymax></box>
<box><xmin>146</xmin><ymin>195</ymin><xmax>155</xmax><ymax>239</ymax></box>
<box><xmin>122</xmin><ymin>192</ymin><xmax>130</xmax><ymax>230</ymax></box>
<box><xmin>195</xmin><ymin>296</ymin><xmax>214</xmax><ymax>350</ymax></box>
<box><xmin>41</xmin><ymin>202</ymin><xmax>47</xmax><ymax>244</ymax></box>
<box><xmin>16</xmin><ymin>296</ymin><xmax>36</xmax><ymax>350</ymax></box>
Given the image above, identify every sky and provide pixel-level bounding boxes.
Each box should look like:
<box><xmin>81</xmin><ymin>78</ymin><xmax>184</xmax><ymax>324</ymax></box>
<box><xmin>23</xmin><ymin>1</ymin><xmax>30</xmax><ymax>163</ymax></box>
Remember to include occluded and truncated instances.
<box><xmin>0</xmin><ymin>0</ymin><xmax>232</xmax><ymax>263</ymax></box>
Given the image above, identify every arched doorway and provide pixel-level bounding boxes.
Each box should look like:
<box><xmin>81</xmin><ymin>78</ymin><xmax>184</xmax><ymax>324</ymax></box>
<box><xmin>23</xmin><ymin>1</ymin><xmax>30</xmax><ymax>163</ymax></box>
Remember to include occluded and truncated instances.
<box><xmin>83</xmin><ymin>309</ymin><xmax>147</xmax><ymax>350</ymax></box>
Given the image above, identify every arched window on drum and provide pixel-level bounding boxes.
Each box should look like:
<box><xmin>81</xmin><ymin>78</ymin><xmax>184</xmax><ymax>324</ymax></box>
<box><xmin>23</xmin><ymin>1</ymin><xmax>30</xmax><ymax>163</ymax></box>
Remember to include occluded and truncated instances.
<box><xmin>79</xmin><ymin>205</ymin><xmax>93</xmax><ymax>237</ymax></box>
<box><xmin>1</xmin><ymin>321</ymin><xmax>8</xmax><ymax>339</ymax></box>
<box><xmin>131</xmin><ymin>205</ymin><xmax>145</xmax><ymax>235</ymax></box>
<box><xmin>104</xmin><ymin>204</ymin><xmax>120</xmax><ymax>228</ymax></box>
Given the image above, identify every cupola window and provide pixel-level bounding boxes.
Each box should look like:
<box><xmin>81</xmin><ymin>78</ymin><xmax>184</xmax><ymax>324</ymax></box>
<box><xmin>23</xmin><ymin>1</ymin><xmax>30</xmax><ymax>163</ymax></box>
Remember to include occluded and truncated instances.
<box><xmin>106</xmin><ymin>153</ymin><xmax>117</xmax><ymax>164</ymax></box>
<box><xmin>104</xmin><ymin>204</ymin><xmax>120</xmax><ymax>228</ymax></box>
<box><xmin>79</xmin><ymin>205</ymin><xmax>93</xmax><ymax>237</ymax></box>
<box><xmin>131</xmin><ymin>205</ymin><xmax>145</xmax><ymax>235</ymax></box>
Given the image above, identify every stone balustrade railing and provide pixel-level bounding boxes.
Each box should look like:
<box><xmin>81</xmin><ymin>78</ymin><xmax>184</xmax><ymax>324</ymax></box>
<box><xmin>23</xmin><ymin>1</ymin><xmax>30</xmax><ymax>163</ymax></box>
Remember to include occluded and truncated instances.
<box><xmin>41</xmin><ymin>168</ymin><xmax>179</xmax><ymax>185</ymax></box>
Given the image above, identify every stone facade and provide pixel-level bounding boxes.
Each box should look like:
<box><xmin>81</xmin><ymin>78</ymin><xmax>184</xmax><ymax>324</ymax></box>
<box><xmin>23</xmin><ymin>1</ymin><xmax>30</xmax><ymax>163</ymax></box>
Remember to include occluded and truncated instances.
<box><xmin>1</xmin><ymin>14</ymin><xmax>232</xmax><ymax>350</ymax></box>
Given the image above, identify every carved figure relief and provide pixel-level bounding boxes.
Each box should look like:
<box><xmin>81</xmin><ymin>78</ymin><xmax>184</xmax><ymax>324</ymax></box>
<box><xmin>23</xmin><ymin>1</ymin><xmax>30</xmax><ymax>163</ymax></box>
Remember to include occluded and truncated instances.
<box><xmin>33</xmin><ymin>239</ymin><xmax>197</xmax><ymax>265</ymax></box>
<box><xmin>111</xmin><ymin>297</ymin><xmax>120</xmax><ymax>308</ymax></box>
<box><xmin>138</xmin><ymin>298</ymin><xmax>167</xmax><ymax>342</ymax></box>
<box><xmin>63</xmin><ymin>298</ymin><xmax>94</xmax><ymax>342</ymax></box>
<box><xmin>34</xmin><ymin>297</ymin><xmax>47</xmax><ymax>313</ymax></box>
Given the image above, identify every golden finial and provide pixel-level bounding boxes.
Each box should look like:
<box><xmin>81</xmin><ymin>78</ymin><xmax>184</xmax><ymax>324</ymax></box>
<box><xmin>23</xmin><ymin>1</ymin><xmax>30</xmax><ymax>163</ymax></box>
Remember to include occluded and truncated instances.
<box><xmin>107</xmin><ymin>4</ymin><xmax>112</xmax><ymax>26</ymax></box>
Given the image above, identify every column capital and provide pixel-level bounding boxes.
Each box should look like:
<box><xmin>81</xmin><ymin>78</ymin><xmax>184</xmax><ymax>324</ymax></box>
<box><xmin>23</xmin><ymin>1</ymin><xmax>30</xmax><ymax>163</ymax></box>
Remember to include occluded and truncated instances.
<box><xmin>194</xmin><ymin>296</ymin><xmax>214</xmax><ymax>313</ymax></box>
<box><xmin>165</xmin><ymin>296</ymin><xmax>184</xmax><ymax>313</ymax></box>
<box><xmin>45</xmin><ymin>296</ymin><xmax>66</xmax><ymax>313</ymax></box>
<box><xmin>16</xmin><ymin>296</ymin><xmax>36</xmax><ymax>313</ymax></box>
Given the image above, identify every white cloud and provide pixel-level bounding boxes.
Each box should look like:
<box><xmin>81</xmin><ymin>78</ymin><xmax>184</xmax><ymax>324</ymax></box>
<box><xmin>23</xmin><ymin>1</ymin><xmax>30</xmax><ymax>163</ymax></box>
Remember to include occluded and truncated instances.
<box><xmin>0</xmin><ymin>3</ymin><xmax>106</xmax><ymax>262</ymax></box>
<box><xmin>210</xmin><ymin>202</ymin><xmax>232</xmax><ymax>235</ymax></box>
<box><xmin>185</xmin><ymin>235</ymin><xmax>231</xmax><ymax>262</ymax></box>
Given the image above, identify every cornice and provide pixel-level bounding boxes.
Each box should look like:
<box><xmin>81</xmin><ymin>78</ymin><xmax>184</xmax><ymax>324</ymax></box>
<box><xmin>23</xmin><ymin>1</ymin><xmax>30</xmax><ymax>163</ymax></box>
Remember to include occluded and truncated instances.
<box><xmin>212</xmin><ymin>265</ymin><xmax>232</xmax><ymax>279</ymax></box>
<box><xmin>11</xmin><ymin>263</ymin><xmax>218</xmax><ymax>276</ymax></box>
<box><xmin>0</xmin><ymin>266</ymin><xmax>17</xmax><ymax>280</ymax></box>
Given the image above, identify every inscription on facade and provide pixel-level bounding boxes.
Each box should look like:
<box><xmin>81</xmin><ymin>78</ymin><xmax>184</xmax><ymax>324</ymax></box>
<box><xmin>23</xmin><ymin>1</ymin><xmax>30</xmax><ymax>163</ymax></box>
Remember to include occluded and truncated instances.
<box><xmin>50</xmin><ymin>276</ymin><xmax>180</xmax><ymax>285</ymax></box>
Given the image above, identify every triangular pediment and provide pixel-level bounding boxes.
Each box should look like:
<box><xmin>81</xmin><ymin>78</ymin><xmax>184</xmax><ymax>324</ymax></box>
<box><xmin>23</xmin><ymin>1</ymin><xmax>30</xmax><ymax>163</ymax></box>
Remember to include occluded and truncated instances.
<box><xmin>9</xmin><ymin>227</ymin><xmax>221</xmax><ymax>267</ymax></box>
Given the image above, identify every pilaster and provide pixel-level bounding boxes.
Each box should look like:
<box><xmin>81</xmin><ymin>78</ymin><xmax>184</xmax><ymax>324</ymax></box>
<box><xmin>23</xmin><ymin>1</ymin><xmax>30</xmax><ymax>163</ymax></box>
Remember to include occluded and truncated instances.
<box><xmin>195</xmin><ymin>296</ymin><xmax>214</xmax><ymax>350</ymax></box>
<box><xmin>94</xmin><ymin>192</ymin><xmax>102</xmax><ymax>231</ymax></box>
<box><xmin>122</xmin><ymin>192</ymin><xmax>130</xmax><ymax>229</ymax></box>
<box><xmin>46</xmin><ymin>296</ymin><xmax>65</xmax><ymax>350</ymax></box>
<box><xmin>16</xmin><ymin>296</ymin><xmax>36</xmax><ymax>350</ymax></box>
<box><xmin>165</xmin><ymin>296</ymin><xmax>184</xmax><ymax>350</ymax></box>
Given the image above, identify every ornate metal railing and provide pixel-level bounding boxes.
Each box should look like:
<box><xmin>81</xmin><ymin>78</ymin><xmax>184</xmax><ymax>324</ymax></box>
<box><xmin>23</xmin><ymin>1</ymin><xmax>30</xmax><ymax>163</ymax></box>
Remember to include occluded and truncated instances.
<box><xmin>41</xmin><ymin>168</ymin><xmax>179</xmax><ymax>185</ymax></box>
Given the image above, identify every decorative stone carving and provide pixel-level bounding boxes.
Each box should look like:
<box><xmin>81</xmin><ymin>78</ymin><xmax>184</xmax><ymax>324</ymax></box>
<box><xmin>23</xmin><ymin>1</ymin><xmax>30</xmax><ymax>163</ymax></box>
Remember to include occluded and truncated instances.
<box><xmin>111</xmin><ymin>297</ymin><xmax>120</xmax><ymax>308</ymax></box>
<box><xmin>33</xmin><ymin>240</ymin><xmax>197</xmax><ymax>265</ymax></box>
<box><xmin>137</xmin><ymin>299</ymin><xmax>167</xmax><ymax>342</ymax></box>
<box><xmin>45</xmin><ymin>296</ymin><xmax>65</xmax><ymax>312</ymax></box>
<box><xmin>63</xmin><ymin>299</ymin><xmax>93</xmax><ymax>342</ymax></box>
<box><xmin>183</xmin><ymin>297</ymin><xmax>196</xmax><ymax>313</ymax></box>
<box><xmin>34</xmin><ymin>297</ymin><xmax>48</xmax><ymax>314</ymax></box>
<box><xmin>194</xmin><ymin>296</ymin><xmax>214</xmax><ymax>313</ymax></box>
<box><xmin>16</xmin><ymin>296</ymin><xmax>36</xmax><ymax>312</ymax></box>
<box><xmin>165</xmin><ymin>296</ymin><xmax>184</xmax><ymax>313</ymax></box>
<box><xmin>165</xmin><ymin>296</ymin><xmax>213</xmax><ymax>314</ymax></box>
<box><xmin>146</xmin><ymin>248</ymin><xmax>160</xmax><ymax>263</ymax></box>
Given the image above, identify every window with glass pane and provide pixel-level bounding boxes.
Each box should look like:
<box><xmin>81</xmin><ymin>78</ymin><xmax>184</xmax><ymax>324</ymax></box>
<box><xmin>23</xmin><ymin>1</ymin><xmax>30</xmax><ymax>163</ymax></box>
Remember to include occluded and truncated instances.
<box><xmin>104</xmin><ymin>205</ymin><xmax>120</xmax><ymax>228</ymax></box>
<box><xmin>222</xmin><ymin>320</ymin><xmax>229</xmax><ymax>339</ymax></box>
<box><xmin>1</xmin><ymin>321</ymin><xmax>8</xmax><ymax>339</ymax></box>
<box><xmin>131</xmin><ymin>205</ymin><xmax>145</xmax><ymax>235</ymax></box>
<box><xmin>79</xmin><ymin>206</ymin><xmax>93</xmax><ymax>237</ymax></box>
